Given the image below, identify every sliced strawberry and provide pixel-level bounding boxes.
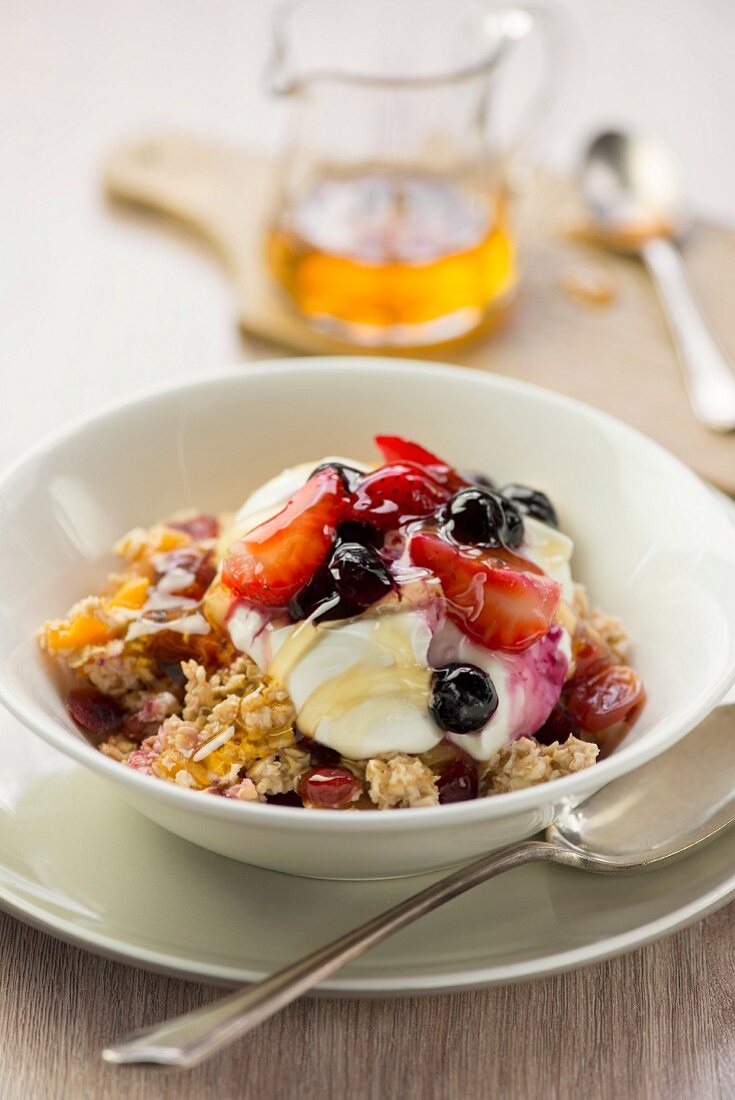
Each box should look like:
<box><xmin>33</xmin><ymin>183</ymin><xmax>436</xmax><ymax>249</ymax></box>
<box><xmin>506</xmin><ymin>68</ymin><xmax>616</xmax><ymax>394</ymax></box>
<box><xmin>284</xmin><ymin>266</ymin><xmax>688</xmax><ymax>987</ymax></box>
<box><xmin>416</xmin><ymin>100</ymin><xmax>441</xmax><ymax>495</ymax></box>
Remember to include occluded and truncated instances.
<box><xmin>222</xmin><ymin>469</ymin><xmax>347</xmax><ymax>606</ymax></box>
<box><xmin>352</xmin><ymin>463</ymin><xmax>451</xmax><ymax>531</ymax></box>
<box><xmin>409</xmin><ymin>531</ymin><xmax>561</xmax><ymax>652</ymax></box>
<box><xmin>565</xmin><ymin>665</ymin><xmax>645</xmax><ymax>733</ymax></box>
<box><xmin>374</xmin><ymin>435</ymin><xmax>466</xmax><ymax>490</ymax></box>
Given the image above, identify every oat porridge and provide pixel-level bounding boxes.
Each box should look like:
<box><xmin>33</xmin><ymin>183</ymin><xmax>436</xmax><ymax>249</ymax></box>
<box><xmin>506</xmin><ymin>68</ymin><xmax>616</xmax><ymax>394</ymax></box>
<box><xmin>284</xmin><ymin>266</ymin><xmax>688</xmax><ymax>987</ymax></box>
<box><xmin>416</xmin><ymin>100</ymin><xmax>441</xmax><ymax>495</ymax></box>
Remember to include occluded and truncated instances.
<box><xmin>39</xmin><ymin>436</ymin><xmax>645</xmax><ymax>809</ymax></box>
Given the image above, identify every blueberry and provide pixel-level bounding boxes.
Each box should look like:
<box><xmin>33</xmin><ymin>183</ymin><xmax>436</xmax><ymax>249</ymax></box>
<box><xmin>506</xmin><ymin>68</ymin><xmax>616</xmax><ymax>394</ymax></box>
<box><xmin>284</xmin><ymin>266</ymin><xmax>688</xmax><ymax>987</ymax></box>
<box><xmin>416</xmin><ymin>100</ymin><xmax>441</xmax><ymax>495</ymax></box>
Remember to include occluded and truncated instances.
<box><xmin>287</xmin><ymin>541</ymin><xmax>394</xmax><ymax>623</ymax></box>
<box><xmin>499</xmin><ymin>497</ymin><xmax>525</xmax><ymax>548</ymax></box>
<box><xmin>335</xmin><ymin>520</ymin><xmax>384</xmax><ymax>549</ymax></box>
<box><xmin>442</xmin><ymin>488</ymin><xmax>505</xmax><ymax>547</ymax></box>
<box><xmin>266</xmin><ymin>791</ymin><xmax>303</xmax><ymax>807</ymax></box>
<box><xmin>287</xmin><ymin>559</ymin><xmax>337</xmax><ymax>621</ymax></box>
<box><xmin>328</xmin><ymin>542</ymin><xmax>394</xmax><ymax>610</ymax></box>
<box><xmin>532</xmin><ymin>705</ymin><xmax>579</xmax><ymax>746</ymax></box>
<box><xmin>461</xmin><ymin>470</ymin><xmax>496</xmax><ymax>491</ymax></box>
<box><xmin>502</xmin><ymin>484</ymin><xmax>558</xmax><ymax>528</ymax></box>
<box><xmin>429</xmin><ymin>664</ymin><xmax>499</xmax><ymax>734</ymax></box>
<box><xmin>442</xmin><ymin>487</ymin><xmax>525</xmax><ymax>550</ymax></box>
<box><xmin>310</xmin><ymin>462</ymin><xmax>363</xmax><ymax>493</ymax></box>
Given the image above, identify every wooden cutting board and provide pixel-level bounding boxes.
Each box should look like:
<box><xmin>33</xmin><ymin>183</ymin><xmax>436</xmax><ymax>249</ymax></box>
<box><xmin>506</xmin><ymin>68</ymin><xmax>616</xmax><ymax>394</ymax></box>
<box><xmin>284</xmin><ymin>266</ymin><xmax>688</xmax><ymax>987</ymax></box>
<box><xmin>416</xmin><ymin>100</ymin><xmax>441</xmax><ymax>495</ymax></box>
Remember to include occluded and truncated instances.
<box><xmin>104</xmin><ymin>133</ymin><xmax>735</xmax><ymax>492</ymax></box>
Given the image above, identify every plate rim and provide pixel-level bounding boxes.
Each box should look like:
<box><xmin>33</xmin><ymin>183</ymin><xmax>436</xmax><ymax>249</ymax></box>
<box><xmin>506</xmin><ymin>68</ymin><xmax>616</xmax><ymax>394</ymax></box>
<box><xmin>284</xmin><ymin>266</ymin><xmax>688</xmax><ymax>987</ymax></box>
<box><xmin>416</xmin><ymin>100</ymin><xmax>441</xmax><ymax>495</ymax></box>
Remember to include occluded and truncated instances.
<box><xmin>1</xmin><ymin>851</ymin><xmax>733</xmax><ymax>994</ymax></box>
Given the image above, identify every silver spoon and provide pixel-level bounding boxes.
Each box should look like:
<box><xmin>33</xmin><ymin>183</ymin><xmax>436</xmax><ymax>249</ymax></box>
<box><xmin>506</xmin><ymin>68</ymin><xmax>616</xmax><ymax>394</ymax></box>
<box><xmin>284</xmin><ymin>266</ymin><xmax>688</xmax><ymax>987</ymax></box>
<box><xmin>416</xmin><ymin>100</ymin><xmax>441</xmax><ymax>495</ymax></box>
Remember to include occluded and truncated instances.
<box><xmin>103</xmin><ymin>707</ymin><xmax>735</xmax><ymax>1068</ymax></box>
<box><xmin>580</xmin><ymin>129</ymin><xmax>735</xmax><ymax>432</ymax></box>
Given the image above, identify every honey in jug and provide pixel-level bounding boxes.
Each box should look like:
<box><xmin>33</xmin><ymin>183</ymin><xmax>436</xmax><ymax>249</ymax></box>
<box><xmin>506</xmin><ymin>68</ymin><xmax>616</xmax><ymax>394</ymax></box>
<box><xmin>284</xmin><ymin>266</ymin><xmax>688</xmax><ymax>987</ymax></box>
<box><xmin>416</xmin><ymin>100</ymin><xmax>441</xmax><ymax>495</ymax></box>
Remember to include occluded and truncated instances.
<box><xmin>267</xmin><ymin>171</ymin><xmax>517</xmax><ymax>346</ymax></box>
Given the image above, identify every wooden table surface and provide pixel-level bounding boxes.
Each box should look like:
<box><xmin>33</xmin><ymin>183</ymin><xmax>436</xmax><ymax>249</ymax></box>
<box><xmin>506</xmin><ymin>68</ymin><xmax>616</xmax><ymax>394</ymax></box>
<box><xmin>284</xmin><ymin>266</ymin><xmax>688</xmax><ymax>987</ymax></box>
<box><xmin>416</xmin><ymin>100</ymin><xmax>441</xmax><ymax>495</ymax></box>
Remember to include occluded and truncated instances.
<box><xmin>3</xmin><ymin>2</ymin><xmax>735</xmax><ymax>1097</ymax></box>
<box><xmin>1</xmin><ymin>905</ymin><xmax>733</xmax><ymax>1100</ymax></box>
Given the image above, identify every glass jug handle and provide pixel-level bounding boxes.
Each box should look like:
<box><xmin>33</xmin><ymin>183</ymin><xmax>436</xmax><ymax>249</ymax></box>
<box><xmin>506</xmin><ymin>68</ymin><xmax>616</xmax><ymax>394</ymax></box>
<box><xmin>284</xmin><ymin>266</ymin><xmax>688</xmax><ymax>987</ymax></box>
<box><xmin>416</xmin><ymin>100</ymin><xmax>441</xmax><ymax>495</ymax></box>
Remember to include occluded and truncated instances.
<box><xmin>486</xmin><ymin>4</ymin><xmax>566</xmax><ymax>190</ymax></box>
<box><xmin>266</xmin><ymin>0</ymin><xmax>294</xmax><ymax>96</ymax></box>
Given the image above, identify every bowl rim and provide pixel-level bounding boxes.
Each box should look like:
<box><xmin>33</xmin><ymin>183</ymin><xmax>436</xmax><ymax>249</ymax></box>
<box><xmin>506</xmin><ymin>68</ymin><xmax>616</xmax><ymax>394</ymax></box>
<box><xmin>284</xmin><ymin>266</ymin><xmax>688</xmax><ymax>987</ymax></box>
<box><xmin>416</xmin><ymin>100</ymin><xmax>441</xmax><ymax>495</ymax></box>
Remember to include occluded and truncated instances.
<box><xmin>1</xmin><ymin>355</ymin><xmax>734</xmax><ymax>831</ymax></box>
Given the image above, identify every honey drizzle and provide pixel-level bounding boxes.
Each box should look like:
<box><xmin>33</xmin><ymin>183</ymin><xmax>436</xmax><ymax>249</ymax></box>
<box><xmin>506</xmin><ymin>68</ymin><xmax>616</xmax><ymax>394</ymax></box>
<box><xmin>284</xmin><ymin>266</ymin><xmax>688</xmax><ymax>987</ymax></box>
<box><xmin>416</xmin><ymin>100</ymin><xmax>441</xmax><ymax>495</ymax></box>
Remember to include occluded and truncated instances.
<box><xmin>268</xmin><ymin>613</ymin><xmax>431</xmax><ymax>744</ymax></box>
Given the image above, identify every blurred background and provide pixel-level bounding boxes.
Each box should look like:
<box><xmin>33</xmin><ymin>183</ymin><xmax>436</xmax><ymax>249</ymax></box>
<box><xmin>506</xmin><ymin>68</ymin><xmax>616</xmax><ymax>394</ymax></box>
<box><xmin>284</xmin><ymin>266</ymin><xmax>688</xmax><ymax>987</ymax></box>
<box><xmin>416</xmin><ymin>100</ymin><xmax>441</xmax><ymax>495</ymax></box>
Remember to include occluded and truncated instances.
<box><xmin>3</xmin><ymin>0</ymin><xmax>735</xmax><ymax>459</ymax></box>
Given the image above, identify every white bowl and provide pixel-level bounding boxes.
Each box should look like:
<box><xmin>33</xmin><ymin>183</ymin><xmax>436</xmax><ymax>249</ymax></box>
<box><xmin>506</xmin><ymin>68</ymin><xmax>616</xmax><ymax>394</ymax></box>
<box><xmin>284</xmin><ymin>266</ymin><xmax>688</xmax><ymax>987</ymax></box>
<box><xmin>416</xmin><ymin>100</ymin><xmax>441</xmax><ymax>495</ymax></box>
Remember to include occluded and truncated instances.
<box><xmin>1</xmin><ymin>358</ymin><xmax>735</xmax><ymax>880</ymax></box>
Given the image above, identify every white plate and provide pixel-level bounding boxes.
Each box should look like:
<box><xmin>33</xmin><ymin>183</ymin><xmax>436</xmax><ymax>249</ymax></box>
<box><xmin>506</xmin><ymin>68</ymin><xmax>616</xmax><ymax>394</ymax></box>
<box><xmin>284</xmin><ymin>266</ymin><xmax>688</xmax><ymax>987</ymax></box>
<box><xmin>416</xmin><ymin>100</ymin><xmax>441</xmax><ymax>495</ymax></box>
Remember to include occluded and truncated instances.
<box><xmin>0</xmin><ymin>700</ymin><xmax>733</xmax><ymax>993</ymax></box>
<box><xmin>2</xmin><ymin>361</ymin><xmax>734</xmax><ymax>985</ymax></box>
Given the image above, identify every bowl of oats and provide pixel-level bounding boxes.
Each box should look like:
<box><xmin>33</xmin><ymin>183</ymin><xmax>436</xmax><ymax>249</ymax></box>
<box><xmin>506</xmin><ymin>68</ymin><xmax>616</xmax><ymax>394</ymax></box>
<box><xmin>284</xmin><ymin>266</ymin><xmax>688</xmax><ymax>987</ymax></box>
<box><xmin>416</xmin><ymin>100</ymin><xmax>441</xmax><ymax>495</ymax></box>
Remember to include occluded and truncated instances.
<box><xmin>1</xmin><ymin>359</ymin><xmax>734</xmax><ymax>879</ymax></box>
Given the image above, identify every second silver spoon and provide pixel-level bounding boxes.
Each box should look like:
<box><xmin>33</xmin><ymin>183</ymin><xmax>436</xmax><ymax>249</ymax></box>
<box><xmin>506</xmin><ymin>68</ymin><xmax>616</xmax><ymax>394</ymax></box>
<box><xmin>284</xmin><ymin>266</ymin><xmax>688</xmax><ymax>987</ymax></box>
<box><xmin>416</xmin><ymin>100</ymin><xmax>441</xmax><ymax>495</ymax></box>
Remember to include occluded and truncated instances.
<box><xmin>580</xmin><ymin>129</ymin><xmax>735</xmax><ymax>433</ymax></box>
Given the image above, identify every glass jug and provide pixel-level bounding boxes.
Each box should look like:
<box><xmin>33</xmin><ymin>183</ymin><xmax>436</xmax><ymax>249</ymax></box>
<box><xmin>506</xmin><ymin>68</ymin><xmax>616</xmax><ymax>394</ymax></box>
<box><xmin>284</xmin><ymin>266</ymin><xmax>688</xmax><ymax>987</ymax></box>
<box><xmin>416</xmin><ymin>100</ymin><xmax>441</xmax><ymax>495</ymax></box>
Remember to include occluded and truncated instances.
<box><xmin>265</xmin><ymin>0</ymin><xmax>560</xmax><ymax>349</ymax></box>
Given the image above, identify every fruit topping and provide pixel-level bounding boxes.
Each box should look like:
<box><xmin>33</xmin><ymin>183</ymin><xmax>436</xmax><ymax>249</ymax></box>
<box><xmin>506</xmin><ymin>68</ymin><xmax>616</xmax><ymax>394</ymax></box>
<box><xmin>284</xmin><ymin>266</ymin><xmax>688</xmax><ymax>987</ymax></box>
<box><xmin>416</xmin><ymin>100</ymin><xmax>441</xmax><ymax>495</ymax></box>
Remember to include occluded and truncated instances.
<box><xmin>66</xmin><ymin>688</ymin><xmax>124</xmax><ymax>735</ymax></box>
<box><xmin>310</xmin><ymin>461</ymin><xmax>364</xmax><ymax>493</ymax></box>
<box><xmin>158</xmin><ymin>548</ymin><xmax>217</xmax><ymax>602</ymax></box>
<box><xmin>565</xmin><ymin>664</ymin><xmax>645</xmax><ymax>733</ymax></box>
<box><xmin>410</xmin><ymin>531</ymin><xmax>561</xmax><ymax>652</ymax></box>
<box><xmin>335</xmin><ymin>520</ymin><xmax>384</xmax><ymax>549</ymax></box>
<box><xmin>187</xmin><ymin>552</ymin><xmax>217</xmax><ymax>600</ymax></box>
<box><xmin>499</xmin><ymin>497</ymin><xmax>525</xmax><ymax>549</ymax></box>
<box><xmin>146</xmin><ymin>627</ymin><xmax>235</xmax><ymax>675</ymax></box>
<box><xmin>437</xmin><ymin>755</ymin><xmax>479</xmax><ymax>803</ymax></box>
<box><xmin>109</xmin><ymin>575</ymin><xmax>150</xmax><ymax>610</ymax></box>
<box><xmin>288</xmin><ymin>541</ymin><xmax>394</xmax><ymax>622</ymax></box>
<box><xmin>287</xmin><ymin>560</ymin><xmax>339</xmax><ymax>621</ymax></box>
<box><xmin>351</xmin><ymin>463</ymin><xmax>451</xmax><ymax>531</ymax></box>
<box><xmin>570</xmin><ymin>623</ymin><xmax>613</xmax><ymax>682</ymax></box>
<box><xmin>374</xmin><ymin>435</ymin><xmax>465</xmax><ymax>489</ymax></box>
<box><xmin>298</xmin><ymin>766</ymin><xmax>362</xmax><ymax>808</ymax></box>
<box><xmin>501</xmin><ymin>484</ymin><xmax>558</xmax><ymax>528</ymax></box>
<box><xmin>266</xmin><ymin>791</ymin><xmax>303</xmax><ymax>807</ymax></box>
<box><xmin>222</xmin><ymin>468</ymin><xmax>348</xmax><ymax>606</ymax></box>
<box><xmin>301</xmin><ymin>738</ymin><xmax>342</xmax><ymax>768</ymax></box>
<box><xmin>441</xmin><ymin>487</ymin><xmax>507</xmax><ymax>548</ymax></box>
<box><xmin>462</xmin><ymin>470</ymin><xmax>496</xmax><ymax>491</ymax></box>
<box><xmin>532</xmin><ymin>704</ymin><xmax>580</xmax><ymax>746</ymax></box>
<box><xmin>45</xmin><ymin>614</ymin><xmax>113</xmax><ymax>651</ymax></box>
<box><xmin>430</xmin><ymin>663</ymin><xmax>498</xmax><ymax>734</ymax></box>
<box><xmin>331</xmin><ymin>542</ymin><xmax>394</xmax><ymax>607</ymax></box>
<box><xmin>168</xmin><ymin>514</ymin><xmax>219</xmax><ymax>540</ymax></box>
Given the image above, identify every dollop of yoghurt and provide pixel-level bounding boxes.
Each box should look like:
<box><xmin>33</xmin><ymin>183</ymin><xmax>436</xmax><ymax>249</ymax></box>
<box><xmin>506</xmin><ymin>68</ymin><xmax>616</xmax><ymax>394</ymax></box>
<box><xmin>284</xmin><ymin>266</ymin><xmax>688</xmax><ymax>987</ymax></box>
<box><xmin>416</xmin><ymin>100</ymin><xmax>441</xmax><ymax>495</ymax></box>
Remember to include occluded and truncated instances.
<box><xmin>219</xmin><ymin>459</ymin><xmax>575</xmax><ymax>761</ymax></box>
<box><xmin>229</xmin><ymin>600</ymin><xmax>442</xmax><ymax>757</ymax></box>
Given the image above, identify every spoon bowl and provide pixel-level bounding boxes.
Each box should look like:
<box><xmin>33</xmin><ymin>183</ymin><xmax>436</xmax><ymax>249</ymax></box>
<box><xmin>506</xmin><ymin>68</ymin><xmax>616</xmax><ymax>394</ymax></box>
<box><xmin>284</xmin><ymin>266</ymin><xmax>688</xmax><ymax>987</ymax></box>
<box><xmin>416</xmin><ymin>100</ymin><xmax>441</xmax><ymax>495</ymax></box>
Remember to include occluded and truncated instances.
<box><xmin>549</xmin><ymin>703</ymin><xmax>735</xmax><ymax>868</ymax></box>
<box><xmin>581</xmin><ymin>129</ymin><xmax>688</xmax><ymax>250</ymax></box>
<box><xmin>579</xmin><ymin>129</ymin><xmax>735</xmax><ymax>432</ymax></box>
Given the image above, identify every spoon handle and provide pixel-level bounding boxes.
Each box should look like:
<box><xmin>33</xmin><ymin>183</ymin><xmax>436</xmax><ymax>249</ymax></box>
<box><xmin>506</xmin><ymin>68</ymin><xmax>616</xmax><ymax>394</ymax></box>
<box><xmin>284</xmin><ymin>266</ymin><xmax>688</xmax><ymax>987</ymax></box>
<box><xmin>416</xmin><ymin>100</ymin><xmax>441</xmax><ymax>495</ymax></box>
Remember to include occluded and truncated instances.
<box><xmin>642</xmin><ymin>237</ymin><xmax>735</xmax><ymax>432</ymax></box>
<box><xmin>102</xmin><ymin>839</ymin><xmax>564</xmax><ymax>1068</ymax></box>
